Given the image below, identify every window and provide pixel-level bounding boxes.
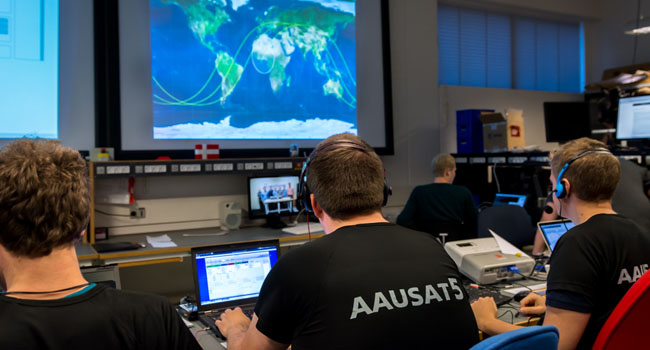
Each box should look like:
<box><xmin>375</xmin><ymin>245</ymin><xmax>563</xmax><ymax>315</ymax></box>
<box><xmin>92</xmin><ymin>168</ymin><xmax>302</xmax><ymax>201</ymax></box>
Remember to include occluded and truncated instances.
<box><xmin>438</xmin><ymin>5</ymin><xmax>584</xmax><ymax>93</ymax></box>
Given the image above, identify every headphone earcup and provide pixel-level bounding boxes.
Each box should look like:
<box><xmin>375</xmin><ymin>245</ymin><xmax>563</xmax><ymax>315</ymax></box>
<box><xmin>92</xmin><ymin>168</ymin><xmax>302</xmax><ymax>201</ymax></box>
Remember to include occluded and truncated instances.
<box><xmin>300</xmin><ymin>182</ymin><xmax>312</xmax><ymax>213</ymax></box>
<box><xmin>555</xmin><ymin>180</ymin><xmax>566</xmax><ymax>199</ymax></box>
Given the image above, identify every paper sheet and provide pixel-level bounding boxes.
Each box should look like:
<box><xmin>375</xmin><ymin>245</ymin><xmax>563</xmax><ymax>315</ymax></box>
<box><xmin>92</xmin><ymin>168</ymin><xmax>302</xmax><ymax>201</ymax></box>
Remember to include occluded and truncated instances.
<box><xmin>489</xmin><ymin>229</ymin><xmax>528</xmax><ymax>257</ymax></box>
<box><xmin>146</xmin><ymin>234</ymin><xmax>177</xmax><ymax>248</ymax></box>
<box><xmin>502</xmin><ymin>283</ymin><xmax>547</xmax><ymax>295</ymax></box>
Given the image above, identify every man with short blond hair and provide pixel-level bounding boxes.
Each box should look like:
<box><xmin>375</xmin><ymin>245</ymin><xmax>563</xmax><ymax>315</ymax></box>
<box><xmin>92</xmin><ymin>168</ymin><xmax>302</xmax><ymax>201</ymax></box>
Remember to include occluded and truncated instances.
<box><xmin>472</xmin><ymin>137</ymin><xmax>650</xmax><ymax>350</ymax></box>
<box><xmin>397</xmin><ymin>153</ymin><xmax>477</xmax><ymax>240</ymax></box>
<box><xmin>0</xmin><ymin>139</ymin><xmax>200</xmax><ymax>350</ymax></box>
<box><xmin>215</xmin><ymin>134</ymin><xmax>479</xmax><ymax>350</ymax></box>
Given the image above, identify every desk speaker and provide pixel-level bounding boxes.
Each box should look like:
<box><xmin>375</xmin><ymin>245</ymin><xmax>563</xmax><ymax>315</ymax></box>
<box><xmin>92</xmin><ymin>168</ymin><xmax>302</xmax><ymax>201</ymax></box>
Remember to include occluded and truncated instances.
<box><xmin>220</xmin><ymin>201</ymin><xmax>242</xmax><ymax>230</ymax></box>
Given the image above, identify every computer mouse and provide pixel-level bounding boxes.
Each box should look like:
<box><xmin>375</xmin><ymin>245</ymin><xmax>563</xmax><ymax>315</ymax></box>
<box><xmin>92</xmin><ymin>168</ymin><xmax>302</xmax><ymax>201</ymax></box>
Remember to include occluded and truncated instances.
<box><xmin>513</xmin><ymin>291</ymin><xmax>530</xmax><ymax>303</ymax></box>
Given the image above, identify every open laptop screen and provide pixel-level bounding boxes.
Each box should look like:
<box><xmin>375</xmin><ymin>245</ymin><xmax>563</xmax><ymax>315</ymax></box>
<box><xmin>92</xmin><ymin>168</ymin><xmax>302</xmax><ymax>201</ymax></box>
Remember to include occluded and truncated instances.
<box><xmin>493</xmin><ymin>193</ymin><xmax>527</xmax><ymax>207</ymax></box>
<box><xmin>193</xmin><ymin>242</ymin><xmax>279</xmax><ymax>309</ymax></box>
<box><xmin>538</xmin><ymin>220</ymin><xmax>575</xmax><ymax>252</ymax></box>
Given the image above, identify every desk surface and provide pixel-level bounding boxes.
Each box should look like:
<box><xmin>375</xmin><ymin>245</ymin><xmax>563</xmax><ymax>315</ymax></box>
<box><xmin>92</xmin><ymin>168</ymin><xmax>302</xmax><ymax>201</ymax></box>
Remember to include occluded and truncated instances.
<box><xmin>90</xmin><ymin>225</ymin><xmax>324</xmax><ymax>266</ymax></box>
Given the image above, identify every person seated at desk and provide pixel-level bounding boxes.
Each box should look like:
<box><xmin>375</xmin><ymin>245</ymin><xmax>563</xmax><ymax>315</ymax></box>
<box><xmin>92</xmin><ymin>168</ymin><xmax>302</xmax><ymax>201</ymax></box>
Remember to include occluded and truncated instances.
<box><xmin>215</xmin><ymin>133</ymin><xmax>479</xmax><ymax>350</ymax></box>
<box><xmin>472</xmin><ymin>138</ymin><xmax>650</xmax><ymax>350</ymax></box>
<box><xmin>532</xmin><ymin>157</ymin><xmax>650</xmax><ymax>255</ymax></box>
<box><xmin>0</xmin><ymin>139</ymin><xmax>201</xmax><ymax>350</ymax></box>
<box><xmin>396</xmin><ymin>153</ymin><xmax>477</xmax><ymax>241</ymax></box>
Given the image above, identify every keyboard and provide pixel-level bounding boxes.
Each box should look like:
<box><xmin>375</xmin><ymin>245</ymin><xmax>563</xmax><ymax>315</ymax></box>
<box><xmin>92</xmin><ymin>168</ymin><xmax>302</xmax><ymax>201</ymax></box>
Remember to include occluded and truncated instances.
<box><xmin>464</xmin><ymin>285</ymin><xmax>513</xmax><ymax>306</ymax></box>
<box><xmin>199</xmin><ymin>306</ymin><xmax>255</xmax><ymax>339</ymax></box>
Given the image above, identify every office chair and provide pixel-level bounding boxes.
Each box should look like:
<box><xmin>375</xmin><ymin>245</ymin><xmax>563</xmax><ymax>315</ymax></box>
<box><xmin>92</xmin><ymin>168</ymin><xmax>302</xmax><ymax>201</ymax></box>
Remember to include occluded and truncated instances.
<box><xmin>477</xmin><ymin>205</ymin><xmax>535</xmax><ymax>249</ymax></box>
<box><xmin>469</xmin><ymin>325</ymin><xmax>559</xmax><ymax>350</ymax></box>
<box><xmin>592</xmin><ymin>270</ymin><xmax>650</xmax><ymax>350</ymax></box>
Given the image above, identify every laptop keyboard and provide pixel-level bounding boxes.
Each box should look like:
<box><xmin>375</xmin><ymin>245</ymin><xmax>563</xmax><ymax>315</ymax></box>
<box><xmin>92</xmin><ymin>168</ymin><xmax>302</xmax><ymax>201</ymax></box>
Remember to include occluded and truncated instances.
<box><xmin>464</xmin><ymin>285</ymin><xmax>513</xmax><ymax>306</ymax></box>
<box><xmin>199</xmin><ymin>306</ymin><xmax>255</xmax><ymax>339</ymax></box>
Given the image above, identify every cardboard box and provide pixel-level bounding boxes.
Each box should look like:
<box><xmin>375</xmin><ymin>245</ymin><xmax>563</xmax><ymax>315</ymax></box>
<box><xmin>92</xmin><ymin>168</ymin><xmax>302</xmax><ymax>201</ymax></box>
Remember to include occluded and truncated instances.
<box><xmin>479</xmin><ymin>109</ymin><xmax>526</xmax><ymax>152</ymax></box>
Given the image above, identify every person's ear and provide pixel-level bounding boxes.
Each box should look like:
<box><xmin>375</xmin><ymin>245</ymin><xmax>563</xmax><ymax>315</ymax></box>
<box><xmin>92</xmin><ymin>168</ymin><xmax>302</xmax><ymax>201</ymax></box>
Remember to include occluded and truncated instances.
<box><xmin>561</xmin><ymin>179</ymin><xmax>571</xmax><ymax>198</ymax></box>
<box><xmin>310</xmin><ymin>193</ymin><xmax>325</xmax><ymax>219</ymax></box>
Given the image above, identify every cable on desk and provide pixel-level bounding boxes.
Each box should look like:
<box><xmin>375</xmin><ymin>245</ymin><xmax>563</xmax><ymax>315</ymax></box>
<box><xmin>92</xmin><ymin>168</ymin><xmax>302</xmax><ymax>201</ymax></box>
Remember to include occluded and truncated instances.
<box><xmin>194</xmin><ymin>327</ymin><xmax>210</xmax><ymax>338</ymax></box>
<box><xmin>498</xmin><ymin>310</ymin><xmax>515</xmax><ymax>324</ymax></box>
<box><xmin>94</xmin><ymin>209</ymin><xmax>131</xmax><ymax>217</ymax></box>
<box><xmin>517</xmin><ymin>272</ymin><xmax>546</xmax><ymax>282</ymax></box>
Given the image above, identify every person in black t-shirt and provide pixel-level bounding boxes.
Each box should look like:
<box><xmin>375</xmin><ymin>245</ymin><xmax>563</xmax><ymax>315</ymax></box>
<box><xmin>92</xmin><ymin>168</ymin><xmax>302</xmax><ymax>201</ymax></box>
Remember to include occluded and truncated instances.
<box><xmin>0</xmin><ymin>139</ymin><xmax>200</xmax><ymax>350</ymax></box>
<box><xmin>216</xmin><ymin>133</ymin><xmax>479</xmax><ymax>350</ymax></box>
<box><xmin>472</xmin><ymin>137</ymin><xmax>650</xmax><ymax>350</ymax></box>
<box><xmin>396</xmin><ymin>153</ymin><xmax>478</xmax><ymax>240</ymax></box>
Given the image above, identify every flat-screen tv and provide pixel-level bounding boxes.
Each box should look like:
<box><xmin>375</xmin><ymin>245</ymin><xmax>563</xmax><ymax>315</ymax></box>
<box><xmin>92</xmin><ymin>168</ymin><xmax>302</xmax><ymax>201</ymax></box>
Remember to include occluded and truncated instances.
<box><xmin>543</xmin><ymin>102</ymin><xmax>592</xmax><ymax>143</ymax></box>
<box><xmin>616</xmin><ymin>95</ymin><xmax>650</xmax><ymax>140</ymax></box>
<box><xmin>248</xmin><ymin>175</ymin><xmax>300</xmax><ymax>219</ymax></box>
<box><xmin>113</xmin><ymin>0</ymin><xmax>393</xmax><ymax>158</ymax></box>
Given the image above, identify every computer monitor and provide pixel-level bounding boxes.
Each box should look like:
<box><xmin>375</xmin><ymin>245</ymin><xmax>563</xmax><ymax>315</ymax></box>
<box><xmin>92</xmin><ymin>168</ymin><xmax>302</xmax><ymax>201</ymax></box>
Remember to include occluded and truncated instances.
<box><xmin>543</xmin><ymin>102</ymin><xmax>593</xmax><ymax>143</ymax></box>
<box><xmin>616</xmin><ymin>95</ymin><xmax>650</xmax><ymax>140</ymax></box>
<box><xmin>248</xmin><ymin>175</ymin><xmax>300</xmax><ymax>219</ymax></box>
<box><xmin>492</xmin><ymin>193</ymin><xmax>527</xmax><ymax>207</ymax></box>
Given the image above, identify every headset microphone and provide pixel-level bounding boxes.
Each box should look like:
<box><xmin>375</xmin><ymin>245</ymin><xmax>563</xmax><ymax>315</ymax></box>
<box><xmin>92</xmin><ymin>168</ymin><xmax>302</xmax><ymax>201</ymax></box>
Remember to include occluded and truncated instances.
<box><xmin>543</xmin><ymin>190</ymin><xmax>557</xmax><ymax>214</ymax></box>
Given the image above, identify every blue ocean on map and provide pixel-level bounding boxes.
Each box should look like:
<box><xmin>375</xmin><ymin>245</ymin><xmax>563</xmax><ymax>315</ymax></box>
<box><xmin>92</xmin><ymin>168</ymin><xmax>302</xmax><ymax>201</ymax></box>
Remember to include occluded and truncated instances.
<box><xmin>150</xmin><ymin>0</ymin><xmax>357</xmax><ymax>139</ymax></box>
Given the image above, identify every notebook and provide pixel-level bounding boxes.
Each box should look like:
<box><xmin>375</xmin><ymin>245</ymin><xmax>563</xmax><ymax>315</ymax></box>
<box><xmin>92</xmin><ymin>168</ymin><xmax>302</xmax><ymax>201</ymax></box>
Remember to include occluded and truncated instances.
<box><xmin>538</xmin><ymin>220</ymin><xmax>575</xmax><ymax>252</ymax></box>
<box><xmin>191</xmin><ymin>240</ymin><xmax>279</xmax><ymax>338</ymax></box>
<box><xmin>493</xmin><ymin>193</ymin><xmax>527</xmax><ymax>207</ymax></box>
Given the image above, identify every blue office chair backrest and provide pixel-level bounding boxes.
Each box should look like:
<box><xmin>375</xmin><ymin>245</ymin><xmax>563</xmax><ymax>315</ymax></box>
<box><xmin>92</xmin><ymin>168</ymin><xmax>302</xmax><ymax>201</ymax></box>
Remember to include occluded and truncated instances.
<box><xmin>478</xmin><ymin>205</ymin><xmax>535</xmax><ymax>249</ymax></box>
<box><xmin>470</xmin><ymin>325</ymin><xmax>559</xmax><ymax>350</ymax></box>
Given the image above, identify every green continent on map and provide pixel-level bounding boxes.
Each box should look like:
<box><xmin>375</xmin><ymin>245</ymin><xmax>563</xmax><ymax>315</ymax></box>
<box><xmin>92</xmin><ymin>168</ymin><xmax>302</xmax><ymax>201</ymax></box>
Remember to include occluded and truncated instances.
<box><xmin>252</xmin><ymin>34</ymin><xmax>293</xmax><ymax>92</ymax></box>
<box><xmin>164</xmin><ymin>0</ymin><xmax>230</xmax><ymax>51</ymax></box>
<box><xmin>215</xmin><ymin>51</ymin><xmax>243</xmax><ymax>103</ymax></box>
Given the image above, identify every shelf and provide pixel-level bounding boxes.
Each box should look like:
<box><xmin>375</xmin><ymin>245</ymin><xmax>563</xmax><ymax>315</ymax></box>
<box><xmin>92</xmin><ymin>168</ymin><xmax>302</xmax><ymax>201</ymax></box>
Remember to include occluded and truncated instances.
<box><xmin>91</xmin><ymin>157</ymin><xmax>306</xmax><ymax>178</ymax></box>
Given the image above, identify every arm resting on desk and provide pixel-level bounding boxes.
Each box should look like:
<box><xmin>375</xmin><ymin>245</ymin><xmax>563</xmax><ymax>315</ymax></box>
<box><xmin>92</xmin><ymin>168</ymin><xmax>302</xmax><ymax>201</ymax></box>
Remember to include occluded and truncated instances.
<box><xmin>216</xmin><ymin>309</ymin><xmax>288</xmax><ymax>350</ymax></box>
<box><xmin>472</xmin><ymin>295</ymin><xmax>590</xmax><ymax>350</ymax></box>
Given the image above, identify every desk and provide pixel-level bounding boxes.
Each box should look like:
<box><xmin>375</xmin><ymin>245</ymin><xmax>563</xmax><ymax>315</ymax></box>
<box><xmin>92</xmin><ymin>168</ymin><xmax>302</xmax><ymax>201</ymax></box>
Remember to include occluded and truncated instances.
<box><xmin>75</xmin><ymin>242</ymin><xmax>99</xmax><ymax>267</ymax></box>
<box><xmin>95</xmin><ymin>226</ymin><xmax>325</xmax><ymax>267</ymax></box>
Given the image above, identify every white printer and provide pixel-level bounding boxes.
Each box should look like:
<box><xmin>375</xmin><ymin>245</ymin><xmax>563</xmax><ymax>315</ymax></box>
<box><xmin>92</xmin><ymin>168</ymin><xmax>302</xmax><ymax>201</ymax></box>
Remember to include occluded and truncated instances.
<box><xmin>444</xmin><ymin>237</ymin><xmax>535</xmax><ymax>284</ymax></box>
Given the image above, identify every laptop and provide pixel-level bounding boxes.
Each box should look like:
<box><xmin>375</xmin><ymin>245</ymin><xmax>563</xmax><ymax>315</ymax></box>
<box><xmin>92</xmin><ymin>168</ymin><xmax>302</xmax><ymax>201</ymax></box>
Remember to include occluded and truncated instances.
<box><xmin>493</xmin><ymin>193</ymin><xmax>527</xmax><ymax>207</ymax></box>
<box><xmin>191</xmin><ymin>240</ymin><xmax>280</xmax><ymax>338</ymax></box>
<box><xmin>537</xmin><ymin>220</ymin><xmax>575</xmax><ymax>252</ymax></box>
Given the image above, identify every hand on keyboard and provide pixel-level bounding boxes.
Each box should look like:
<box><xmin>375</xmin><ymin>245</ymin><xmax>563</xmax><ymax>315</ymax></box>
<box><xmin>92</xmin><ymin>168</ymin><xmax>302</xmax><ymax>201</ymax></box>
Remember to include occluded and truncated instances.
<box><xmin>214</xmin><ymin>307</ymin><xmax>253</xmax><ymax>340</ymax></box>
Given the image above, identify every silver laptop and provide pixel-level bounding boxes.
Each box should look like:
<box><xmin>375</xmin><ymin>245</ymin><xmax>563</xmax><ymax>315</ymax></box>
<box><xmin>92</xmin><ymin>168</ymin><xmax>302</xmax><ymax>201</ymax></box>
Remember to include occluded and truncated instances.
<box><xmin>538</xmin><ymin>220</ymin><xmax>575</xmax><ymax>252</ymax></box>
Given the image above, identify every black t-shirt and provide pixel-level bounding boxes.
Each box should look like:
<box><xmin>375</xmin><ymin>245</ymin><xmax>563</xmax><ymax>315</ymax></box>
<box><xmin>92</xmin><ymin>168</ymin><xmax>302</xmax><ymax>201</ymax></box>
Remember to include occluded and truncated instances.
<box><xmin>0</xmin><ymin>284</ymin><xmax>201</xmax><ymax>350</ymax></box>
<box><xmin>397</xmin><ymin>183</ymin><xmax>478</xmax><ymax>238</ymax></box>
<box><xmin>546</xmin><ymin>214</ymin><xmax>650</xmax><ymax>350</ymax></box>
<box><xmin>254</xmin><ymin>222</ymin><xmax>479</xmax><ymax>349</ymax></box>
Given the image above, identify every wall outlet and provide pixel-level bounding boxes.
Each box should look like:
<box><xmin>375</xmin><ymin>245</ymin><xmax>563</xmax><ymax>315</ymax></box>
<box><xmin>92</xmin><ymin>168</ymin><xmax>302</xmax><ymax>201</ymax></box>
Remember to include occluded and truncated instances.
<box><xmin>130</xmin><ymin>207</ymin><xmax>146</xmax><ymax>218</ymax></box>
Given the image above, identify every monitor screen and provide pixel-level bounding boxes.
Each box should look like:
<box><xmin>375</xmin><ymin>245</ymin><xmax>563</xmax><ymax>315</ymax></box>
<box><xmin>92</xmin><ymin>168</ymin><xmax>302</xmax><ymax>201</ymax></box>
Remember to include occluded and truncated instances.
<box><xmin>493</xmin><ymin>193</ymin><xmax>527</xmax><ymax>207</ymax></box>
<box><xmin>616</xmin><ymin>95</ymin><xmax>650</xmax><ymax>140</ymax></box>
<box><xmin>538</xmin><ymin>220</ymin><xmax>575</xmax><ymax>252</ymax></box>
<box><xmin>543</xmin><ymin>102</ymin><xmax>592</xmax><ymax>143</ymax></box>
<box><xmin>117</xmin><ymin>0</ymin><xmax>393</xmax><ymax>155</ymax></box>
<box><xmin>248</xmin><ymin>175</ymin><xmax>300</xmax><ymax>219</ymax></box>
<box><xmin>194</xmin><ymin>244</ymin><xmax>278</xmax><ymax>307</ymax></box>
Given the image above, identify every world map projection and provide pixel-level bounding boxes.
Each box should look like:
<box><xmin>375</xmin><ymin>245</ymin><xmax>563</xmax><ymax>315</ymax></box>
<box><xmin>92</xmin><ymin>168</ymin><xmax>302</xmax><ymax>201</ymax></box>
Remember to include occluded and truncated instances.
<box><xmin>150</xmin><ymin>0</ymin><xmax>357</xmax><ymax>140</ymax></box>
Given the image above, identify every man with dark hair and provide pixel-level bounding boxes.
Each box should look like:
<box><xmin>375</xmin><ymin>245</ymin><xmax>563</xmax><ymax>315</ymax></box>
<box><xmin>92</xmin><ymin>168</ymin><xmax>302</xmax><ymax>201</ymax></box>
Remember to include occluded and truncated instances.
<box><xmin>0</xmin><ymin>139</ymin><xmax>201</xmax><ymax>350</ymax></box>
<box><xmin>215</xmin><ymin>133</ymin><xmax>479</xmax><ymax>350</ymax></box>
<box><xmin>472</xmin><ymin>137</ymin><xmax>650</xmax><ymax>350</ymax></box>
<box><xmin>397</xmin><ymin>153</ymin><xmax>477</xmax><ymax>240</ymax></box>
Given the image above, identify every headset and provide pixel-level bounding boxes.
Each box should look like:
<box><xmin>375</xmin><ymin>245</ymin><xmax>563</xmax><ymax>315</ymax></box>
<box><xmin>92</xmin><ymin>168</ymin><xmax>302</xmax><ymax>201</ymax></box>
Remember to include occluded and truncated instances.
<box><xmin>554</xmin><ymin>147</ymin><xmax>612</xmax><ymax>199</ymax></box>
<box><xmin>297</xmin><ymin>139</ymin><xmax>392</xmax><ymax>213</ymax></box>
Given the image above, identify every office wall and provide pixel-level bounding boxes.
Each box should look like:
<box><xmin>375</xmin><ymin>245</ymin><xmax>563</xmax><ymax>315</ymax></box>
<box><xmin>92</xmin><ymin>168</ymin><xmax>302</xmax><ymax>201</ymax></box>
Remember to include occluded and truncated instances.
<box><xmin>383</xmin><ymin>0</ymin><xmax>604</xmax><ymax>208</ymax></box>
<box><xmin>438</xmin><ymin>86</ymin><xmax>583</xmax><ymax>153</ymax></box>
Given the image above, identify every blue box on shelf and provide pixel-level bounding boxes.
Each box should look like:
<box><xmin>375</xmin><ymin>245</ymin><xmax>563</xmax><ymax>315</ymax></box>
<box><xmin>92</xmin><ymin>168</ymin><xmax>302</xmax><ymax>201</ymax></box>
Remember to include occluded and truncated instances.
<box><xmin>457</xmin><ymin>109</ymin><xmax>494</xmax><ymax>154</ymax></box>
